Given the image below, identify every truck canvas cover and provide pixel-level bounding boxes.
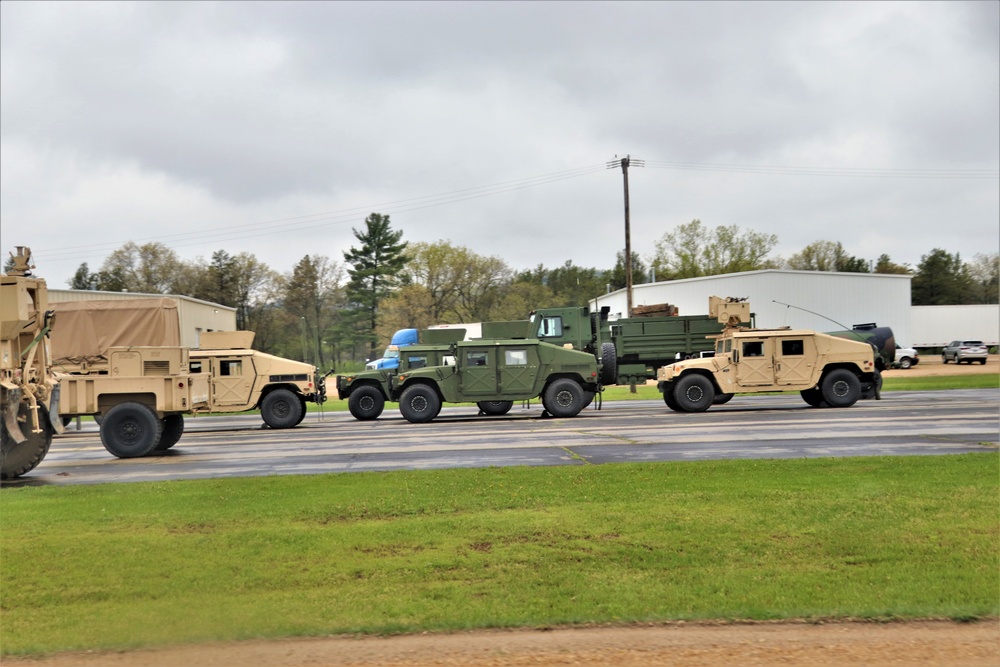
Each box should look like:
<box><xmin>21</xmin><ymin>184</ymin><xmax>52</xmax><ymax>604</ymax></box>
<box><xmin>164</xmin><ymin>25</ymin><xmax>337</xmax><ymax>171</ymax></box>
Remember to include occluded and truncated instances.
<box><xmin>50</xmin><ymin>298</ymin><xmax>181</xmax><ymax>370</ymax></box>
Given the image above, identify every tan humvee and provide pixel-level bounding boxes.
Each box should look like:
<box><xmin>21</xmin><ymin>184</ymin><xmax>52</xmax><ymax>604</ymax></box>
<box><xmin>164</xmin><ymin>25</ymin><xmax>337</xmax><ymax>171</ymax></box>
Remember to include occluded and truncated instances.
<box><xmin>188</xmin><ymin>331</ymin><xmax>326</xmax><ymax>427</ymax></box>
<box><xmin>656</xmin><ymin>297</ymin><xmax>880</xmax><ymax>412</ymax></box>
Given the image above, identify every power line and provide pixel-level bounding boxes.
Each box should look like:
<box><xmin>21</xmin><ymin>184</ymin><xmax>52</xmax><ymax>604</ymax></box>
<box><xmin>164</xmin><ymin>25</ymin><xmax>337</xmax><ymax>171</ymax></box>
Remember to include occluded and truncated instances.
<box><xmin>643</xmin><ymin>160</ymin><xmax>999</xmax><ymax>179</ymax></box>
<box><xmin>36</xmin><ymin>164</ymin><xmax>608</xmax><ymax>263</ymax></box>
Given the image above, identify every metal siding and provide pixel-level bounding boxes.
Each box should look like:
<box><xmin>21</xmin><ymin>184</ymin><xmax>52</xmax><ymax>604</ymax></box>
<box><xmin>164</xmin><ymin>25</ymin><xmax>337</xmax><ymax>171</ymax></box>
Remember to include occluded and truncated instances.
<box><xmin>911</xmin><ymin>305</ymin><xmax>999</xmax><ymax>347</ymax></box>
<box><xmin>591</xmin><ymin>271</ymin><xmax>913</xmax><ymax>343</ymax></box>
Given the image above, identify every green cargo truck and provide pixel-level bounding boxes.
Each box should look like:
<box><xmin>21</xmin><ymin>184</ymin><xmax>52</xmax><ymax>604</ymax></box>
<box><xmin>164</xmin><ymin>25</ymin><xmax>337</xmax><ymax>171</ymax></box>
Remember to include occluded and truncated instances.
<box><xmin>528</xmin><ymin>300</ymin><xmax>746</xmax><ymax>385</ymax></box>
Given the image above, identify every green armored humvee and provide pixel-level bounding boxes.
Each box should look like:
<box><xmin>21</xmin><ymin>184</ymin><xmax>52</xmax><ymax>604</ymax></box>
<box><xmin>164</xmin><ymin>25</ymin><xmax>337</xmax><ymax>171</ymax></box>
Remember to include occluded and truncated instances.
<box><xmin>338</xmin><ymin>331</ymin><xmax>602</xmax><ymax>423</ymax></box>
<box><xmin>337</xmin><ymin>342</ymin><xmax>457</xmax><ymax>420</ymax></box>
<box><xmin>391</xmin><ymin>338</ymin><xmax>601</xmax><ymax>423</ymax></box>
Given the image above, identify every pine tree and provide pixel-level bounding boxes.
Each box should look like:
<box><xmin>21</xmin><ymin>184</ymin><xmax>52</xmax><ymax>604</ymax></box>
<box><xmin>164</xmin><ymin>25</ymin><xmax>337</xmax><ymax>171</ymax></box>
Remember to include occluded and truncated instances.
<box><xmin>342</xmin><ymin>213</ymin><xmax>408</xmax><ymax>360</ymax></box>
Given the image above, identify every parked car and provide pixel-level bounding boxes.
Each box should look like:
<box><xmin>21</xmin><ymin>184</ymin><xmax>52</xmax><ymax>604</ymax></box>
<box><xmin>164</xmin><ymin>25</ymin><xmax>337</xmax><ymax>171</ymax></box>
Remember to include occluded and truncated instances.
<box><xmin>941</xmin><ymin>340</ymin><xmax>989</xmax><ymax>365</ymax></box>
<box><xmin>894</xmin><ymin>345</ymin><xmax>919</xmax><ymax>369</ymax></box>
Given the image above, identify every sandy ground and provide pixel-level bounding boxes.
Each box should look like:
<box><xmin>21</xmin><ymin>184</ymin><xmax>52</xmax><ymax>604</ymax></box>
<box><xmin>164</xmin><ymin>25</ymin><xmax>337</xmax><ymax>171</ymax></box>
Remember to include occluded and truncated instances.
<box><xmin>879</xmin><ymin>353</ymin><xmax>998</xmax><ymax>378</ymax></box>
<box><xmin>5</xmin><ymin>621</ymin><xmax>998</xmax><ymax>667</ymax></box>
<box><xmin>5</xmin><ymin>355</ymin><xmax>997</xmax><ymax>667</ymax></box>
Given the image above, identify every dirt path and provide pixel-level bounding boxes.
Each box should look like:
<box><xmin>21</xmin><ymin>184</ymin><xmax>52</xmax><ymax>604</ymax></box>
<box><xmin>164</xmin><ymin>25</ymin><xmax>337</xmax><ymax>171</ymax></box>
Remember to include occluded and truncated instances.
<box><xmin>5</xmin><ymin>621</ymin><xmax>998</xmax><ymax>667</ymax></box>
<box><xmin>880</xmin><ymin>354</ymin><xmax>998</xmax><ymax>378</ymax></box>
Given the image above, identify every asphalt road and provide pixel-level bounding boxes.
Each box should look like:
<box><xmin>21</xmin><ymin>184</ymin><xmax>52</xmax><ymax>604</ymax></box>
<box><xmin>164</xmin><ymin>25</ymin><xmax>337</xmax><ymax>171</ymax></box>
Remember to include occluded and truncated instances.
<box><xmin>4</xmin><ymin>389</ymin><xmax>997</xmax><ymax>487</ymax></box>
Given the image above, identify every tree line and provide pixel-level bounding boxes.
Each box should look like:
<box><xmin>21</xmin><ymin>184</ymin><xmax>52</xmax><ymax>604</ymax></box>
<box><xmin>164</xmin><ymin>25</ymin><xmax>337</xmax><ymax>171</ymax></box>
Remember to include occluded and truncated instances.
<box><xmin>53</xmin><ymin>215</ymin><xmax>999</xmax><ymax>369</ymax></box>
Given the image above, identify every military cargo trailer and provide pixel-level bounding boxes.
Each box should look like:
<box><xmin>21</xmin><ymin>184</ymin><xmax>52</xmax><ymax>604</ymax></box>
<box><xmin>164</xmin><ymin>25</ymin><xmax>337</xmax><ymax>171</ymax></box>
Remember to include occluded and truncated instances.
<box><xmin>58</xmin><ymin>346</ymin><xmax>210</xmax><ymax>458</ymax></box>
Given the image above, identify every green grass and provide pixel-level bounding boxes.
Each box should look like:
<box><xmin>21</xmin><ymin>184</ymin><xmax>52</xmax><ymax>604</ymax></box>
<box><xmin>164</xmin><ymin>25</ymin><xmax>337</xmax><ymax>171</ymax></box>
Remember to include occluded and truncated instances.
<box><xmin>1</xmin><ymin>454</ymin><xmax>997</xmax><ymax>655</ymax></box>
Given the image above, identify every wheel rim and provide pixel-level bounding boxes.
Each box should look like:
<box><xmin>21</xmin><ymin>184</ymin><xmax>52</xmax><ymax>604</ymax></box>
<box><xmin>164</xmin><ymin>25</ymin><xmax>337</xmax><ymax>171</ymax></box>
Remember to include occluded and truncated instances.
<box><xmin>118</xmin><ymin>419</ymin><xmax>142</xmax><ymax>444</ymax></box>
<box><xmin>685</xmin><ymin>385</ymin><xmax>704</xmax><ymax>402</ymax></box>
<box><xmin>831</xmin><ymin>380</ymin><xmax>850</xmax><ymax>397</ymax></box>
<box><xmin>272</xmin><ymin>400</ymin><xmax>290</xmax><ymax>418</ymax></box>
<box><xmin>555</xmin><ymin>390</ymin><xmax>573</xmax><ymax>408</ymax></box>
<box><xmin>359</xmin><ymin>396</ymin><xmax>374</xmax><ymax>411</ymax></box>
<box><xmin>410</xmin><ymin>396</ymin><xmax>428</xmax><ymax>413</ymax></box>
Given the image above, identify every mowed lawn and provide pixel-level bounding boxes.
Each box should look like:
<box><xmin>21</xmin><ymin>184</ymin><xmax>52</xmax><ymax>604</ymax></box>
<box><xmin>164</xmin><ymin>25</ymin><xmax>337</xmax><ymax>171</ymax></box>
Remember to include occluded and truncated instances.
<box><xmin>1</xmin><ymin>453</ymin><xmax>997</xmax><ymax>656</ymax></box>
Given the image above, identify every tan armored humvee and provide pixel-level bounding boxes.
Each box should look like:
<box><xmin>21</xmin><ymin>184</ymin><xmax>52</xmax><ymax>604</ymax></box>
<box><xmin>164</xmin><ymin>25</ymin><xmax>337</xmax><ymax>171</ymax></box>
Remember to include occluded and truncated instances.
<box><xmin>657</xmin><ymin>297</ymin><xmax>880</xmax><ymax>412</ymax></box>
<box><xmin>188</xmin><ymin>331</ymin><xmax>325</xmax><ymax>428</ymax></box>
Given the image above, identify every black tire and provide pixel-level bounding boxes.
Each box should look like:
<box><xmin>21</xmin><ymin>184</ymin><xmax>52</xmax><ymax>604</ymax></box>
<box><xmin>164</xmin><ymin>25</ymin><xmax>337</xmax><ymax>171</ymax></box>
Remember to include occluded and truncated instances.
<box><xmin>672</xmin><ymin>374</ymin><xmax>714</xmax><ymax>412</ymax></box>
<box><xmin>261</xmin><ymin>388</ymin><xmax>304</xmax><ymax>429</ymax></box>
<box><xmin>477</xmin><ymin>400</ymin><xmax>513</xmax><ymax>416</ymax></box>
<box><xmin>1</xmin><ymin>403</ymin><xmax>54</xmax><ymax>480</ymax></box>
<box><xmin>155</xmin><ymin>414</ymin><xmax>184</xmax><ymax>451</ymax></box>
<box><xmin>800</xmin><ymin>387</ymin><xmax>826</xmax><ymax>407</ymax></box>
<box><xmin>980</xmin><ymin>359</ymin><xmax>987</xmax><ymax>365</ymax></box>
<box><xmin>713</xmin><ymin>393</ymin><xmax>734</xmax><ymax>405</ymax></box>
<box><xmin>899</xmin><ymin>357</ymin><xmax>912</xmax><ymax>370</ymax></box>
<box><xmin>861</xmin><ymin>371</ymin><xmax>883</xmax><ymax>401</ymax></box>
<box><xmin>349</xmin><ymin>386</ymin><xmax>385</xmax><ymax>420</ymax></box>
<box><xmin>294</xmin><ymin>398</ymin><xmax>307</xmax><ymax>426</ymax></box>
<box><xmin>941</xmin><ymin>354</ymin><xmax>948</xmax><ymax>364</ymax></box>
<box><xmin>662</xmin><ymin>384</ymin><xmax>682</xmax><ymax>412</ymax></box>
<box><xmin>820</xmin><ymin>369</ymin><xmax>861</xmax><ymax>408</ymax></box>
<box><xmin>600</xmin><ymin>342</ymin><xmax>618</xmax><ymax>385</ymax></box>
<box><xmin>542</xmin><ymin>378</ymin><xmax>586</xmax><ymax>418</ymax></box>
<box><xmin>100</xmin><ymin>402</ymin><xmax>163</xmax><ymax>458</ymax></box>
<box><xmin>399</xmin><ymin>384</ymin><xmax>441</xmax><ymax>423</ymax></box>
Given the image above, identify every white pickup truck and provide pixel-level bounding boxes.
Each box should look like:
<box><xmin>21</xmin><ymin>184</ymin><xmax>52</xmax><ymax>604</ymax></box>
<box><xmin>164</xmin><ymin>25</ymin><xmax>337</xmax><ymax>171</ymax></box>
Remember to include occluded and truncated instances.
<box><xmin>894</xmin><ymin>345</ymin><xmax>919</xmax><ymax>369</ymax></box>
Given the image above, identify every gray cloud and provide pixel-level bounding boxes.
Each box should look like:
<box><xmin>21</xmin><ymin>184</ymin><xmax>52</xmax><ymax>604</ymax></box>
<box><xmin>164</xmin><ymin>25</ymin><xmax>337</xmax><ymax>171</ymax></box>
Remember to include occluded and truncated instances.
<box><xmin>1</xmin><ymin>1</ymin><xmax>996</xmax><ymax>287</ymax></box>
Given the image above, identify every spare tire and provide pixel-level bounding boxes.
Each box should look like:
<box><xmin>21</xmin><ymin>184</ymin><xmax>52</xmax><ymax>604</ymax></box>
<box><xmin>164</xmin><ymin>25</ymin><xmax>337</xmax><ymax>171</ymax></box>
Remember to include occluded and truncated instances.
<box><xmin>600</xmin><ymin>342</ymin><xmax>618</xmax><ymax>385</ymax></box>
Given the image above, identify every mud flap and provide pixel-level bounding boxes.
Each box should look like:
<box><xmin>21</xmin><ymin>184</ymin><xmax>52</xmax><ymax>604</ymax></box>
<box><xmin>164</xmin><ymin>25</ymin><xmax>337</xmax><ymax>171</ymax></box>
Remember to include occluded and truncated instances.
<box><xmin>3</xmin><ymin>389</ymin><xmax>26</xmax><ymax>444</ymax></box>
<box><xmin>48</xmin><ymin>384</ymin><xmax>65</xmax><ymax>435</ymax></box>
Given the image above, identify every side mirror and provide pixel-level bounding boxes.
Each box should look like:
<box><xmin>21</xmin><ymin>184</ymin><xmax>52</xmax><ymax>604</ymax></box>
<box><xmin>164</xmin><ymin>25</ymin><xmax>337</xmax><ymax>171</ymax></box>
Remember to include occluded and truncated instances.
<box><xmin>732</xmin><ymin>350</ymin><xmax>739</xmax><ymax>363</ymax></box>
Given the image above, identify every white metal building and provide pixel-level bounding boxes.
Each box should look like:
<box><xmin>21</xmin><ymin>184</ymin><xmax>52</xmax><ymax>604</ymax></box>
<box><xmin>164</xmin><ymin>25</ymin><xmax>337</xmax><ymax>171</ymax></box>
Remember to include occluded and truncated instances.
<box><xmin>590</xmin><ymin>270</ymin><xmax>915</xmax><ymax>344</ymax></box>
<box><xmin>48</xmin><ymin>290</ymin><xmax>237</xmax><ymax>348</ymax></box>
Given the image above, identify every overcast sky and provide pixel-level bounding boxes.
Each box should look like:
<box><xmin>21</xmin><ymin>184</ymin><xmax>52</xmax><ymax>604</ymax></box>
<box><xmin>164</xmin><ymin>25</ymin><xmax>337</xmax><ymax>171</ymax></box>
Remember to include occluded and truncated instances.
<box><xmin>2</xmin><ymin>1</ymin><xmax>998</xmax><ymax>289</ymax></box>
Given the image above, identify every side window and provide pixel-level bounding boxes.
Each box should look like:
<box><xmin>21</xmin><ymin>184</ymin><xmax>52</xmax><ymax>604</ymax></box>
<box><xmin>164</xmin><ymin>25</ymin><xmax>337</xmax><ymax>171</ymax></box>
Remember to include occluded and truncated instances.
<box><xmin>742</xmin><ymin>341</ymin><xmax>764</xmax><ymax>358</ymax></box>
<box><xmin>781</xmin><ymin>339</ymin><xmax>804</xmax><ymax>356</ymax></box>
<box><xmin>190</xmin><ymin>360</ymin><xmax>203</xmax><ymax>373</ymax></box>
<box><xmin>467</xmin><ymin>351</ymin><xmax>488</xmax><ymax>367</ymax></box>
<box><xmin>219</xmin><ymin>359</ymin><xmax>242</xmax><ymax>376</ymax></box>
<box><xmin>504</xmin><ymin>349</ymin><xmax>528</xmax><ymax>366</ymax></box>
<box><xmin>407</xmin><ymin>355</ymin><xmax>427</xmax><ymax>369</ymax></box>
<box><xmin>716</xmin><ymin>340</ymin><xmax>724</xmax><ymax>354</ymax></box>
<box><xmin>537</xmin><ymin>316</ymin><xmax>563</xmax><ymax>338</ymax></box>
<box><xmin>724</xmin><ymin>339</ymin><xmax>732</xmax><ymax>353</ymax></box>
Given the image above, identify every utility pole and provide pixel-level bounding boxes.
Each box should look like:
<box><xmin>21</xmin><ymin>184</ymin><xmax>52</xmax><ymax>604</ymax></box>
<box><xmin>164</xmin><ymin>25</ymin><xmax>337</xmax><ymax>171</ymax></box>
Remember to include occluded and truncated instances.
<box><xmin>607</xmin><ymin>155</ymin><xmax>644</xmax><ymax>317</ymax></box>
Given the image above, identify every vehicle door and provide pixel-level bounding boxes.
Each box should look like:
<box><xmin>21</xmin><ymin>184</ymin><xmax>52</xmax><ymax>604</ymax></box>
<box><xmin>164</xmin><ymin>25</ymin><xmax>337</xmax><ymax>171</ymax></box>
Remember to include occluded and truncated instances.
<box><xmin>774</xmin><ymin>336</ymin><xmax>816</xmax><ymax>385</ymax></box>
<box><xmin>499</xmin><ymin>346</ymin><xmax>537</xmax><ymax>395</ymax></box>
<box><xmin>210</xmin><ymin>355</ymin><xmax>256</xmax><ymax>406</ymax></box>
<box><xmin>460</xmin><ymin>347</ymin><xmax>498</xmax><ymax>395</ymax></box>
<box><xmin>735</xmin><ymin>338</ymin><xmax>775</xmax><ymax>386</ymax></box>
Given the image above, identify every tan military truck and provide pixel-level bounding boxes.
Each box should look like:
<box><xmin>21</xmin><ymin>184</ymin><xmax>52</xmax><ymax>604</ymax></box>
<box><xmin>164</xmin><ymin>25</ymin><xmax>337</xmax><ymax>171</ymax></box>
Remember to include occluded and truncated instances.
<box><xmin>1</xmin><ymin>247</ymin><xmax>63</xmax><ymax>479</ymax></box>
<box><xmin>59</xmin><ymin>346</ymin><xmax>210</xmax><ymax>458</ymax></box>
<box><xmin>657</xmin><ymin>297</ymin><xmax>880</xmax><ymax>412</ymax></box>
<box><xmin>50</xmin><ymin>301</ymin><xmax>326</xmax><ymax>430</ymax></box>
<box><xmin>187</xmin><ymin>330</ymin><xmax>326</xmax><ymax>428</ymax></box>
